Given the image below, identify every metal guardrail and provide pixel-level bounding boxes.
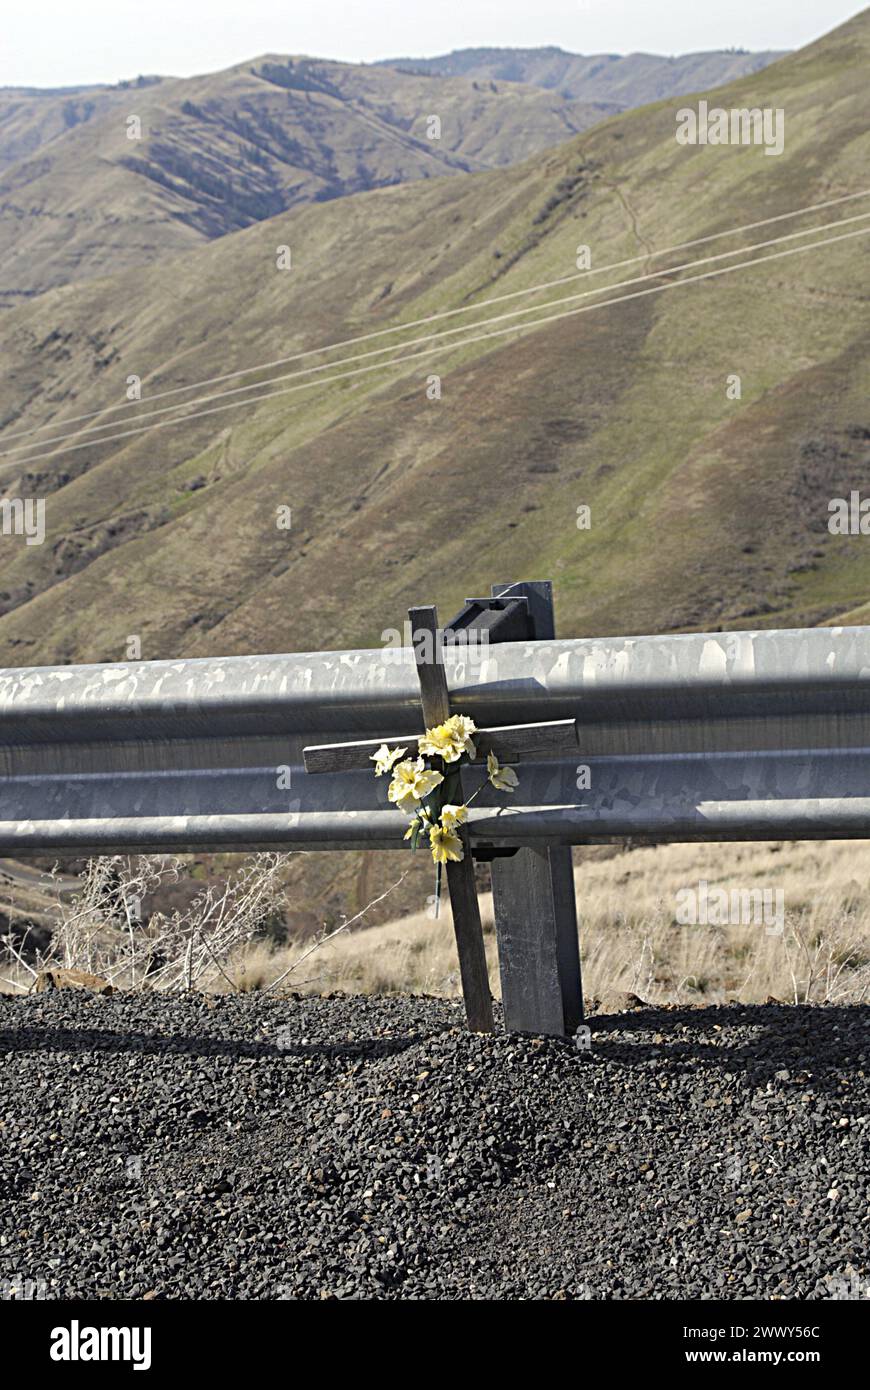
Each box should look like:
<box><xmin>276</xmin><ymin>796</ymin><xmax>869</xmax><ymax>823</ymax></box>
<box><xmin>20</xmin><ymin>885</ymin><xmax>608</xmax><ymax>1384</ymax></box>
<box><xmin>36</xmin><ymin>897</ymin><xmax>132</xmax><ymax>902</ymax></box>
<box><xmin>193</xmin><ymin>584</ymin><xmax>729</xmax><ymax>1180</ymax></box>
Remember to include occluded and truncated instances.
<box><xmin>1</xmin><ymin>623</ymin><xmax>870</xmax><ymax>855</ymax></box>
<box><xmin>3</xmin><ymin>579</ymin><xmax>870</xmax><ymax>1037</ymax></box>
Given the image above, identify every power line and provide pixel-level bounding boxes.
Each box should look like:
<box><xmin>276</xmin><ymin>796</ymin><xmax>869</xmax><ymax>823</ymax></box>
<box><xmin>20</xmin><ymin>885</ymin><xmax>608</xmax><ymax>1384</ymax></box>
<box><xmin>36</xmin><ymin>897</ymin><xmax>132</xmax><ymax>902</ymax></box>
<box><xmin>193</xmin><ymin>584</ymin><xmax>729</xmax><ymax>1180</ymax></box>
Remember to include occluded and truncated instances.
<box><xmin>5</xmin><ymin>209</ymin><xmax>869</xmax><ymax>460</ymax></box>
<box><xmin>3</xmin><ymin>186</ymin><xmax>869</xmax><ymax>445</ymax></box>
<box><xmin>5</xmin><ymin>224</ymin><xmax>866</xmax><ymax>472</ymax></box>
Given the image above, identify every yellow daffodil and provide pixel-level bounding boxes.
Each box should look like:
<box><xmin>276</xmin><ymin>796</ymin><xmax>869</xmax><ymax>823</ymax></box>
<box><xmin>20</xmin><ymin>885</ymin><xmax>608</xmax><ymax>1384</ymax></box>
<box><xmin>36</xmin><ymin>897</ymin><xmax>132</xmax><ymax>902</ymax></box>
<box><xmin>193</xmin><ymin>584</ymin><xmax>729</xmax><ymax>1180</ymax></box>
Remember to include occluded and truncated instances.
<box><xmin>487</xmin><ymin>750</ymin><xmax>518</xmax><ymax>792</ymax></box>
<box><xmin>443</xmin><ymin>714</ymin><xmax>477</xmax><ymax>759</ymax></box>
<box><xmin>370</xmin><ymin>743</ymin><xmax>406</xmax><ymax>776</ymax></box>
<box><xmin>440</xmin><ymin>804</ymin><xmax>469</xmax><ymax>832</ymax></box>
<box><xmin>418</xmin><ymin>721</ymin><xmax>461</xmax><ymax>762</ymax></box>
<box><xmin>419</xmin><ymin>713</ymin><xmax>477</xmax><ymax>763</ymax></box>
<box><xmin>429</xmin><ymin>824</ymin><xmax>464</xmax><ymax>864</ymax></box>
<box><xmin>388</xmin><ymin>758</ymin><xmax>443</xmax><ymax>814</ymax></box>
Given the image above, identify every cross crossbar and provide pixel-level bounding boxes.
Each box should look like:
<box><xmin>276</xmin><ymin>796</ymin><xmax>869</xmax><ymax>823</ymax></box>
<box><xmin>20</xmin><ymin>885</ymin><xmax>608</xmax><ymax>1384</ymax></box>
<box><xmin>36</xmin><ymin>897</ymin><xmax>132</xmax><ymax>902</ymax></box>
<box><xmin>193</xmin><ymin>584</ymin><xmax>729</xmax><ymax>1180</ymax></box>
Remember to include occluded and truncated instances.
<box><xmin>302</xmin><ymin>719</ymin><xmax>579</xmax><ymax>774</ymax></box>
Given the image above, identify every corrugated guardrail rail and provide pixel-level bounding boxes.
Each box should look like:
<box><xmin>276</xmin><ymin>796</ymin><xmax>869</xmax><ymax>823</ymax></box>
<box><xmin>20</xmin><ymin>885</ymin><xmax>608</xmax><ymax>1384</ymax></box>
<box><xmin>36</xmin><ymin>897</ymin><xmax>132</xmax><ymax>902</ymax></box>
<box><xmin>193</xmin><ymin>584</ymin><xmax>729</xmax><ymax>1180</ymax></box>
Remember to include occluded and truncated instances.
<box><xmin>1</xmin><ymin>623</ymin><xmax>869</xmax><ymax>855</ymax></box>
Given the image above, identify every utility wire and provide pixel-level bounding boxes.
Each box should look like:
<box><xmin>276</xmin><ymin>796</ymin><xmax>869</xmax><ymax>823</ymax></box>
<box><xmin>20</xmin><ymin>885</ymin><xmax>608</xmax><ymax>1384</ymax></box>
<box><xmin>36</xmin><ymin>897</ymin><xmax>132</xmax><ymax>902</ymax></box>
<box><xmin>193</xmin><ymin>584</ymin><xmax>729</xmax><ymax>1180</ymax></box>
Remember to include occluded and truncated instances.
<box><xmin>5</xmin><ymin>224</ymin><xmax>866</xmax><ymax>472</ymax></box>
<box><xmin>3</xmin><ymin>186</ymin><xmax>869</xmax><ymax>445</ymax></box>
<box><xmin>4</xmin><ymin>210</ymin><xmax>868</xmax><ymax>461</ymax></box>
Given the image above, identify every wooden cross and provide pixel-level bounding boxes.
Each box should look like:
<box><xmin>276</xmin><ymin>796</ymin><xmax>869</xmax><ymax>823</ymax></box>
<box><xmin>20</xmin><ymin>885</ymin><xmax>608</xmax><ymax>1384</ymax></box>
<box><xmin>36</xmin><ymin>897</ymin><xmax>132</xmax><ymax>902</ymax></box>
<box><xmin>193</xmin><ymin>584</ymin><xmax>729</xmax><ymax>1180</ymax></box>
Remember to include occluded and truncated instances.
<box><xmin>303</xmin><ymin>604</ymin><xmax>579</xmax><ymax>1033</ymax></box>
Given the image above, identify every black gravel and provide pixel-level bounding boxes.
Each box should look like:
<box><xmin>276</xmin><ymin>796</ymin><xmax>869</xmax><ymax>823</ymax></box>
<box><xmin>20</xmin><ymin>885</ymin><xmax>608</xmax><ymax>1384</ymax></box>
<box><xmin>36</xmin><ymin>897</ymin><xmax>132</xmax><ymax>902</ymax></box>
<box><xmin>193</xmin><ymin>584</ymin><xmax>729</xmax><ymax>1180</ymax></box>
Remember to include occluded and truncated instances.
<box><xmin>0</xmin><ymin>992</ymin><xmax>868</xmax><ymax>1300</ymax></box>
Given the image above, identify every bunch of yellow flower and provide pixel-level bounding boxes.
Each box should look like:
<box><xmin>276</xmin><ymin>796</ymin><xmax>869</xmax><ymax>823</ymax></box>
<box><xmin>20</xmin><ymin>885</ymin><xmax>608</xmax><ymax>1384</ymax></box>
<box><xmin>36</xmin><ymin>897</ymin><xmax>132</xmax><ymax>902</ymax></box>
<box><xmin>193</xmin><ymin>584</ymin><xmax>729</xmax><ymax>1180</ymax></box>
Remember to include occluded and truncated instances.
<box><xmin>370</xmin><ymin>713</ymin><xmax>518</xmax><ymax>867</ymax></box>
<box><xmin>418</xmin><ymin>713</ymin><xmax>477</xmax><ymax>763</ymax></box>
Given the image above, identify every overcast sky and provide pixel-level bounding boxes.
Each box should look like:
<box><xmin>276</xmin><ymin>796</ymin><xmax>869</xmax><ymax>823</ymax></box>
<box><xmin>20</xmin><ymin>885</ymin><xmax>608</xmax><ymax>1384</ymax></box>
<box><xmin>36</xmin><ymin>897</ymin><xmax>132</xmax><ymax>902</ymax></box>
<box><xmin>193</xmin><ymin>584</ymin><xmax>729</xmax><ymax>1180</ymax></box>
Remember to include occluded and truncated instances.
<box><xmin>2</xmin><ymin>0</ymin><xmax>865</xmax><ymax>88</ymax></box>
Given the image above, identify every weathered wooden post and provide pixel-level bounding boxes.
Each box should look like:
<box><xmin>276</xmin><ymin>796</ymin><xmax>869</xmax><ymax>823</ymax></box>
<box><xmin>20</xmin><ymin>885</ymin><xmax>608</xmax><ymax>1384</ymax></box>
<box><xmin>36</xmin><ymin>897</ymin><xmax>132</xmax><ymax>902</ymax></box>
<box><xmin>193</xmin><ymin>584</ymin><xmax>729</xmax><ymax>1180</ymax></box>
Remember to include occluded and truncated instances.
<box><xmin>408</xmin><ymin>605</ymin><xmax>494</xmax><ymax>1033</ymax></box>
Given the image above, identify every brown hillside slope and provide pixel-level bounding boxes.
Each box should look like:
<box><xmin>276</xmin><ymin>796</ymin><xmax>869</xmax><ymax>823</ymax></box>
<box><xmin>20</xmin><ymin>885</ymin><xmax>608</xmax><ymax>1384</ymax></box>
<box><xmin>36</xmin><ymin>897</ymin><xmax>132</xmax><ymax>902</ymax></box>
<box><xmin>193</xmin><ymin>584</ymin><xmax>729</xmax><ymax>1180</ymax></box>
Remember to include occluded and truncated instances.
<box><xmin>0</xmin><ymin>45</ymin><xmax>787</xmax><ymax>301</ymax></box>
<box><xmin>0</xmin><ymin>11</ymin><xmax>867</xmax><ymax>665</ymax></box>
<box><xmin>0</xmin><ymin>57</ymin><xmax>616</xmax><ymax>299</ymax></box>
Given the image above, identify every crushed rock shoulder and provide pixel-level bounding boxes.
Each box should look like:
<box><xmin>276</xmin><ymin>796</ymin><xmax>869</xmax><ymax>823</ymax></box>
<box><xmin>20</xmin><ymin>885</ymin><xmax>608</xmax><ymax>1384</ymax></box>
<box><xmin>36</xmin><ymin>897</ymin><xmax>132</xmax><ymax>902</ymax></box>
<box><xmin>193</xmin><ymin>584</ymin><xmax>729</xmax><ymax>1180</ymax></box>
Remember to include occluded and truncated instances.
<box><xmin>0</xmin><ymin>992</ymin><xmax>867</xmax><ymax>1300</ymax></box>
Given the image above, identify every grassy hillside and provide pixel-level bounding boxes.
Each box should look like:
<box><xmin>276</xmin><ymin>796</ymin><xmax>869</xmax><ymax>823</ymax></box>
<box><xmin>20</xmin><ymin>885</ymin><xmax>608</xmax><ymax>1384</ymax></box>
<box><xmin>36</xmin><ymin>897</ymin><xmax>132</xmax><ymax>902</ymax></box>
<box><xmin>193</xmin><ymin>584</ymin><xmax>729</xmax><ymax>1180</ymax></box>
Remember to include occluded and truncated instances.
<box><xmin>0</xmin><ymin>45</ymin><xmax>786</xmax><ymax>301</ymax></box>
<box><xmin>0</xmin><ymin>81</ymin><xmax>143</xmax><ymax>172</ymax></box>
<box><xmin>0</xmin><ymin>10</ymin><xmax>868</xmax><ymax>668</ymax></box>
<box><xmin>0</xmin><ymin>57</ymin><xmax>618</xmax><ymax>299</ymax></box>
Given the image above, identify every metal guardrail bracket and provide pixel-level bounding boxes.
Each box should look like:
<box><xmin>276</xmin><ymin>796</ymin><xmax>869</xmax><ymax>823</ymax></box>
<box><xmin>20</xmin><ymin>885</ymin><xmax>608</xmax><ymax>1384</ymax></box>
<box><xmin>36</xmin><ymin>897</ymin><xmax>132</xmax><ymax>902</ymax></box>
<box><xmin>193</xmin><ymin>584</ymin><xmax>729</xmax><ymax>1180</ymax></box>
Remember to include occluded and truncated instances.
<box><xmin>443</xmin><ymin>596</ymin><xmax>530</xmax><ymax>644</ymax></box>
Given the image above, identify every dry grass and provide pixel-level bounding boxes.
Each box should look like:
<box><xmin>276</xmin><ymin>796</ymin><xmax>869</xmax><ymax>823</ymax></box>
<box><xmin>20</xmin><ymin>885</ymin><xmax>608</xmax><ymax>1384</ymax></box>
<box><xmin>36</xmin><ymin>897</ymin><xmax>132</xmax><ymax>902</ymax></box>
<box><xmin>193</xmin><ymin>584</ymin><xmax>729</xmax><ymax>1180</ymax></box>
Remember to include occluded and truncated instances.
<box><xmin>227</xmin><ymin>839</ymin><xmax>870</xmax><ymax>1009</ymax></box>
<box><xmin>6</xmin><ymin>840</ymin><xmax>870</xmax><ymax>1009</ymax></box>
<box><xmin>0</xmin><ymin>854</ymin><xmax>290</xmax><ymax>995</ymax></box>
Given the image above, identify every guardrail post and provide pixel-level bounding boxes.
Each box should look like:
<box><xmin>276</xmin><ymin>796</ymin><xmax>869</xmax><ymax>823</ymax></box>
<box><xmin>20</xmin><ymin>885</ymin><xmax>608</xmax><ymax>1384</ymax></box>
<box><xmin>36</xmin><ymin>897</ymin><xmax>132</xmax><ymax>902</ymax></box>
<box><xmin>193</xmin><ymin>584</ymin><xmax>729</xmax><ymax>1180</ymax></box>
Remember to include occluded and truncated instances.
<box><xmin>458</xmin><ymin>581</ymin><xmax>583</xmax><ymax>1036</ymax></box>
<box><xmin>489</xmin><ymin>843</ymin><xmax>582</xmax><ymax>1035</ymax></box>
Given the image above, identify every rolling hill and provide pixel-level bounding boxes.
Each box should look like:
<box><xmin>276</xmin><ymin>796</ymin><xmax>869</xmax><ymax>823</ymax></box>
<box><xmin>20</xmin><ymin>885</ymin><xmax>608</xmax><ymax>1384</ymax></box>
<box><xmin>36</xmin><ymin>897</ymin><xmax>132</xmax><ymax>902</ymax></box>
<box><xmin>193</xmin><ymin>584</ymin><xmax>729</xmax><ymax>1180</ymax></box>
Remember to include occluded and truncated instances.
<box><xmin>0</xmin><ymin>46</ymin><xmax>784</xmax><ymax>301</ymax></box>
<box><xmin>0</xmin><ymin>9</ymin><xmax>867</xmax><ymax>673</ymax></box>
<box><xmin>379</xmin><ymin>45</ymin><xmax>786</xmax><ymax>104</ymax></box>
<box><xmin>0</xmin><ymin>59</ymin><xmax>629</xmax><ymax>300</ymax></box>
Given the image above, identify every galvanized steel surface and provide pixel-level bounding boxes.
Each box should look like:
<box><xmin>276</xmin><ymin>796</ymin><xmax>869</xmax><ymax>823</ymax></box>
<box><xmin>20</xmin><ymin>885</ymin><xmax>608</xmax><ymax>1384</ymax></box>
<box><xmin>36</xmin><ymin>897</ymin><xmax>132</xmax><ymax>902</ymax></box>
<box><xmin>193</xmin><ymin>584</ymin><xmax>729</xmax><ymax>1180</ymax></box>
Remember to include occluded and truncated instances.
<box><xmin>0</xmin><ymin>625</ymin><xmax>869</xmax><ymax>852</ymax></box>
